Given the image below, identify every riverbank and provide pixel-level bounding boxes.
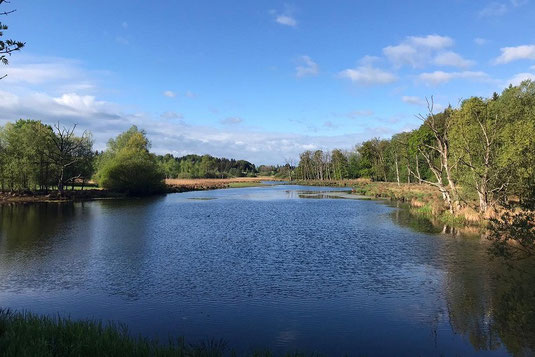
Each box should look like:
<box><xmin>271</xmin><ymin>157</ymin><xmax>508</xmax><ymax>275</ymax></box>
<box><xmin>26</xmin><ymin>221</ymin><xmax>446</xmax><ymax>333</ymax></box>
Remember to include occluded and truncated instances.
<box><xmin>165</xmin><ymin>176</ymin><xmax>284</xmax><ymax>191</ymax></box>
<box><xmin>294</xmin><ymin>179</ymin><xmax>485</xmax><ymax>226</ymax></box>
<box><xmin>0</xmin><ymin>177</ymin><xmax>284</xmax><ymax>204</ymax></box>
<box><xmin>0</xmin><ymin>189</ymin><xmax>127</xmax><ymax>204</ymax></box>
<box><xmin>0</xmin><ymin>309</ymin><xmax>305</xmax><ymax>356</ymax></box>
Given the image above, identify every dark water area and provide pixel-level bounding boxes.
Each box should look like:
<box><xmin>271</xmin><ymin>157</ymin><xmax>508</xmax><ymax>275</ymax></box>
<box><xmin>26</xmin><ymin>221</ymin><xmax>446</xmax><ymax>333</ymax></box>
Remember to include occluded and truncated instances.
<box><xmin>0</xmin><ymin>184</ymin><xmax>534</xmax><ymax>356</ymax></box>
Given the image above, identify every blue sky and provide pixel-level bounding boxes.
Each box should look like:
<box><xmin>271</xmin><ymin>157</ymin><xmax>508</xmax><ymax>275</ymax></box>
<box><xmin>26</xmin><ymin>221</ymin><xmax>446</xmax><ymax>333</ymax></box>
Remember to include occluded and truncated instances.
<box><xmin>1</xmin><ymin>0</ymin><xmax>534</xmax><ymax>164</ymax></box>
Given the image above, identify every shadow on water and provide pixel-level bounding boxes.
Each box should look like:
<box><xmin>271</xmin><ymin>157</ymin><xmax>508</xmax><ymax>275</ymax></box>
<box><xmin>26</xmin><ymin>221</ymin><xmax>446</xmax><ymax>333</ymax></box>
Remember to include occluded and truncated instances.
<box><xmin>387</xmin><ymin>199</ymin><xmax>535</xmax><ymax>355</ymax></box>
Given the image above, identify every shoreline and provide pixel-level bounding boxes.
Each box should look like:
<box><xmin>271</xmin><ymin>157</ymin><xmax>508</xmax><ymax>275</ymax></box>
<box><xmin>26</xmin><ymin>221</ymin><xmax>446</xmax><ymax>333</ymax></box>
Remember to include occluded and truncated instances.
<box><xmin>0</xmin><ymin>179</ymin><xmax>497</xmax><ymax>229</ymax></box>
<box><xmin>0</xmin><ymin>177</ymin><xmax>286</xmax><ymax>204</ymax></box>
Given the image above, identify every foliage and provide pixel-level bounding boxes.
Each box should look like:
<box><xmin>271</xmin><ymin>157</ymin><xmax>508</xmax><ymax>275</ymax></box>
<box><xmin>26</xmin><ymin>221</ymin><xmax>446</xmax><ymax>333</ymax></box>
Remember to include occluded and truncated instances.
<box><xmin>294</xmin><ymin>80</ymin><xmax>535</xmax><ymax>215</ymax></box>
<box><xmin>161</xmin><ymin>154</ymin><xmax>257</xmax><ymax>179</ymax></box>
<box><xmin>0</xmin><ymin>120</ymin><xmax>93</xmax><ymax>192</ymax></box>
<box><xmin>95</xmin><ymin>126</ymin><xmax>165</xmax><ymax>195</ymax></box>
<box><xmin>0</xmin><ymin>0</ymin><xmax>24</xmax><ymax>79</ymax></box>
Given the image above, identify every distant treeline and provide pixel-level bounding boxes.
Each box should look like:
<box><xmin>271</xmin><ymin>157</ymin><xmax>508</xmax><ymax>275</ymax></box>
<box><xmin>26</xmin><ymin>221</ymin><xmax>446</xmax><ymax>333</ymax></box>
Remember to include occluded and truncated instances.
<box><xmin>156</xmin><ymin>154</ymin><xmax>292</xmax><ymax>179</ymax></box>
<box><xmin>0</xmin><ymin>122</ymin><xmax>271</xmax><ymax>195</ymax></box>
<box><xmin>156</xmin><ymin>154</ymin><xmax>256</xmax><ymax>179</ymax></box>
<box><xmin>295</xmin><ymin>80</ymin><xmax>535</xmax><ymax>213</ymax></box>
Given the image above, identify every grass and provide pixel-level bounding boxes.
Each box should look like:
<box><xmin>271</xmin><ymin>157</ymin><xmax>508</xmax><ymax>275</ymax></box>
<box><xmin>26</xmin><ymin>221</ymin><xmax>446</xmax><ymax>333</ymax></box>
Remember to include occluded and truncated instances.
<box><xmin>227</xmin><ymin>182</ymin><xmax>267</xmax><ymax>188</ymax></box>
<box><xmin>0</xmin><ymin>309</ymin><xmax>323</xmax><ymax>357</ymax></box>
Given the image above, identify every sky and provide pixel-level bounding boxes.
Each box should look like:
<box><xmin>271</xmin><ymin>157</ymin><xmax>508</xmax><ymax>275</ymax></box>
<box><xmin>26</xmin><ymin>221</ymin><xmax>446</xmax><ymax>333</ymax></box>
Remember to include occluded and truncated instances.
<box><xmin>1</xmin><ymin>0</ymin><xmax>534</xmax><ymax>165</ymax></box>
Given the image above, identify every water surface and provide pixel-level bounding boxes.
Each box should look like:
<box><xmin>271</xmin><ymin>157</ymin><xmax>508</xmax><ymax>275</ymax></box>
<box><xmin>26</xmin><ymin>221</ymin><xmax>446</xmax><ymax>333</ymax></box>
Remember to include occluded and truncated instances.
<box><xmin>0</xmin><ymin>185</ymin><xmax>533</xmax><ymax>355</ymax></box>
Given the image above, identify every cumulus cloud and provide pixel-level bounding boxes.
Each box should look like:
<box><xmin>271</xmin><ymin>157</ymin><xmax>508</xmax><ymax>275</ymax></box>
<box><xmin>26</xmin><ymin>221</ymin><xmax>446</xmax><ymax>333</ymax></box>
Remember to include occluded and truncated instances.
<box><xmin>383</xmin><ymin>35</ymin><xmax>454</xmax><ymax>68</ymax></box>
<box><xmin>433</xmin><ymin>51</ymin><xmax>475</xmax><ymax>68</ymax></box>
<box><xmin>418</xmin><ymin>71</ymin><xmax>489</xmax><ymax>86</ymax></box>
<box><xmin>0</xmin><ymin>57</ymin><xmax>100</xmax><ymax>94</ymax></box>
<box><xmin>507</xmin><ymin>72</ymin><xmax>535</xmax><ymax>86</ymax></box>
<box><xmin>494</xmin><ymin>45</ymin><xmax>535</xmax><ymax>64</ymax></box>
<box><xmin>339</xmin><ymin>58</ymin><xmax>397</xmax><ymax>85</ymax></box>
<box><xmin>163</xmin><ymin>90</ymin><xmax>177</xmax><ymax>98</ymax></box>
<box><xmin>296</xmin><ymin>55</ymin><xmax>319</xmax><ymax>77</ymax></box>
<box><xmin>0</xmin><ymin>55</ymin><xmax>410</xmax><ymax>164</ymax></box>
<box><xmin>0</xmin><ymin>85</ymin><xmax>404</xmax><ymax>164</ymax></box>
<box><xmin>271</xmin><ymin>5</ymin><xmax>297</xmax><ymax>27</ymax></box>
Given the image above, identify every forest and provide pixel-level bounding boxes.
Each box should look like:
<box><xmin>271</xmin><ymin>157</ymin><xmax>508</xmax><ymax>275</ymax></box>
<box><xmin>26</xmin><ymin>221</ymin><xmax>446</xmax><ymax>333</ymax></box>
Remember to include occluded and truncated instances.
<box><xmin>295</xmin><ymin>80</ymin><xmax>535</xmax><ymax>214</ymax></box>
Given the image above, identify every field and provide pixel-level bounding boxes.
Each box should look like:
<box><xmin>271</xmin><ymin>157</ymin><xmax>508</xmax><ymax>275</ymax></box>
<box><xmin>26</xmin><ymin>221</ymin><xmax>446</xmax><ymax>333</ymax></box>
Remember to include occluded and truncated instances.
<box><xmin>165</xmin><ymin>177</ymin><xmax>284</xmax><ymax>191</ymax></box>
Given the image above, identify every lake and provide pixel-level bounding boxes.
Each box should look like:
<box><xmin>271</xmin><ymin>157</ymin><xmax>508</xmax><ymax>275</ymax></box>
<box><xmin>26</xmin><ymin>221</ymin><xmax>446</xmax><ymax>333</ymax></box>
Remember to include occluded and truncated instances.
<box><xmin>0</xmin><ymin>184</ymin><xmax>533</xmax><ymax>356</ymax></box>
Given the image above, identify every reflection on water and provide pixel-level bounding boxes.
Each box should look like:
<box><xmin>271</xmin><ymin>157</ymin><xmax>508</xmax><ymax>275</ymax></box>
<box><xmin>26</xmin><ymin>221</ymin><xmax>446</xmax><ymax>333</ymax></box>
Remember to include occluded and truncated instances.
<box><xmin>0</xmin><ymin>185</ymin><xmax>533</xmax><ymax>355</ymax></box>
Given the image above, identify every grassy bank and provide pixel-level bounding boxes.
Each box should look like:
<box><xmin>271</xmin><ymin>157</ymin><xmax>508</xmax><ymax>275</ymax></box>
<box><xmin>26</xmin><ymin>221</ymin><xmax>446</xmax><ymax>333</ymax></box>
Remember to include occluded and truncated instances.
<box><xmin>166</xmin><ymin>177</ymin><xmax>282</xmax><ymax>191</ymax></box>
<box><xmin>0</xmin><ymin>189</ymin><xmax>127</xmax><ymax>205</ymax></box>
<box><xmin>0</xmin><ymin>309</ymin><xmax>315</xmax><ymax>357</ymax></box>
<box><xmin>294</xmin><ymin>179</ymin><xmax>485</xmax><ymax>227</ymax></box>
<box><xmin>0</xmin><ymin>177</ymin><xmax>283</xmax><ymax>204</ymax></box>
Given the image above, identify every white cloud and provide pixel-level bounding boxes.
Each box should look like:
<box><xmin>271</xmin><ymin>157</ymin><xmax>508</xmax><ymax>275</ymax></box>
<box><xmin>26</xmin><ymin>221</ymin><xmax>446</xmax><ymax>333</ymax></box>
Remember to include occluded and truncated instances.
<box><xmin>0</xmin><ymin>55</ymin><xmax>405</xmax><ymax>164</ymax></box>
<box><xmin>433</xmin><ymin>51</ymin><xmax>475</xmax><ymax>68</ymax></box>
<box><xmin>163</xmin><ymin>90</ymin><xmax>176</xmax><ymax>98</ymax></box>
<box><xmin>296</xmin><ymin>55</ymin><xmax>319</xmax><ymax>77</ymax></box>
<box><xmin>494</xmin><ymin>45</ymin><xmax>535</xmax><ymax>64</ymax></box>
<box><xmin>418</xmin><ymin>71</ymin><xmax>489</xmax><ymax>86</ymax></box>
<box><xmin>383</xmin><ymin>35</ymin><xmax>454</xmax><ymax>68</ymax></box>
<box><xmin>478</xmin><ymin>2</ymin><xmax>508</xmax><ymax>17</ymax></box>
<box><xmin>221</xmin><ymin>117</ymin><xmax>243</xmax><ymax>125</ymax></box>
<box><xmin>474</xmin><ymin>38</ymin><xmax>488</xmax><ymax>46</ymax></box>
<box><xmin>402</xmin><ymin>96</ymin><xmax>427</xmax><ymax>106</ymax></box>
<box><xmin>1</xmin><ymin>57</ymin><xmax>91</xmax><ymax>87</ymax></box>
<box><xmin>339</xmin><ymin>59</ymin><xmax>397</xmax><ymax>85</ymax></box>
<box><xmin>507</xmin><ymin>72</ymin><xmax>535</xmax><ymax>86</ymax></box>
<box><xmin>271</xmin><ymin>5</ymin><xmax>297</xmax><ymax>27</ymax></box>
<box><xmin>276</xmin><ymin>14</ymin><xmax>297</xmax><ymax>27</ymax></box>
<box><xmin>121</xmin><ymin>21</ymin><xmax>128</xmax><ymax>29</ymax></box>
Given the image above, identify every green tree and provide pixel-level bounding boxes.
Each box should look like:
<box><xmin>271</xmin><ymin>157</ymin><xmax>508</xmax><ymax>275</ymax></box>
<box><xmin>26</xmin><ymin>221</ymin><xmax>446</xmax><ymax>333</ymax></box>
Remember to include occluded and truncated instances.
<box><xmin>450</xmin><ymin>97</ymin><xmax>506</xmax><ymax>214</ymax></box>
<box><xmin>0</xmin><ymin>0</ymin><xmax>24</xmax><ymax>79</ymax></box>
<box><xmin>495</xmin><ymin>80</ymin><xmax>535</xmax><ymax>207</ymax></box>
<box><xmin>95</xmin><ymin>126</ymin><xmax>164</xmax><ymax>195</ymax></box>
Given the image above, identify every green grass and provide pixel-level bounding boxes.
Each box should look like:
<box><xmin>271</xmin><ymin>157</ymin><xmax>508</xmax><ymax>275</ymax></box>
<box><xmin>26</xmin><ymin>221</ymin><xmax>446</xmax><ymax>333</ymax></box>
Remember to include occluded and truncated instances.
<box><xmin>227</xmin><ymin>182</ymin><xmax>266</xmax><ymax>188</ymax></box>
<box><xmin>0</xmin><ymin>309</ymin><xmax>323</xmax><ymax>357</ymax></box>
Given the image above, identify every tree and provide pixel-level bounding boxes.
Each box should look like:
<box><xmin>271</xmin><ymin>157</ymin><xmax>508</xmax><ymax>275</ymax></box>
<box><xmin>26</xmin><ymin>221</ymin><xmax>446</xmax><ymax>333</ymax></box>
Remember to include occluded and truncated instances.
<box><xmin>0</xmin><ymin>0</ymin><xmax>24</xmax><ymax>79</ymax></box>
<box><xmin>95</xmin><ymin>126</ymin><xmax>164</xmax><ymax>195</ymax></box>
<box><xmin>47</xmin><ymin>123</ymin><xmax>92</xmax><ymax>195</ymax></box>
<box><xmin>495</xmin><ymin>80</ymin><xmax>535</xmax><ymax>208</ymax></box>
<box><xmin>450</xmin><ymin>97</ymin><xmax>506</xmax><ymax>214</ymax></box>
<box><xmin>411</xmin><ymin>100</ymin><xmax>460</xmax><ymax>213</ymax></box>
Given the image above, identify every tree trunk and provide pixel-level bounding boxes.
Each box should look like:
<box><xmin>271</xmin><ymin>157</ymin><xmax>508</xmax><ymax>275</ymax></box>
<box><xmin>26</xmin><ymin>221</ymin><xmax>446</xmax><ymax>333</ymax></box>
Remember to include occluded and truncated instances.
<box><xmin>395</xmin><ymin>155</ymin><xmax>400</xmax><ymax>186</ymax></box>
<box><xmin>58</xmin><ymin>167</ymin><xmax>65</xmax><ymax>195</ymax></box>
